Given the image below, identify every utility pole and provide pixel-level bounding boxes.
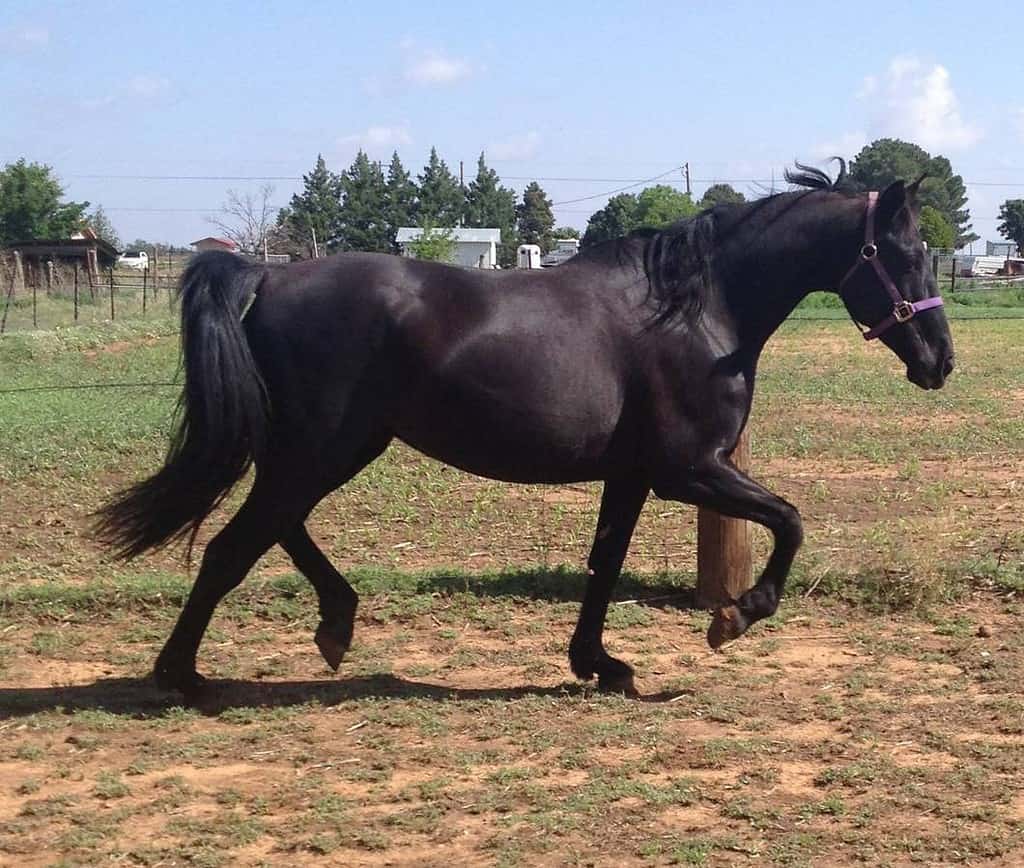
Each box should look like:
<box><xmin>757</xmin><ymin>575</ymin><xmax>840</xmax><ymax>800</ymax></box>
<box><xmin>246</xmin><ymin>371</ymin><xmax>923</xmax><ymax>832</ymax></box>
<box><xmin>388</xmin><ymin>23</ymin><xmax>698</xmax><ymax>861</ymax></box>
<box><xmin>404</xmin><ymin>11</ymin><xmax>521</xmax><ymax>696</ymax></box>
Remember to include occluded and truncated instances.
<box><xmin>459</xmin><ymin>160</ymin><xmax>465</xmax><ymax>227</ymax></box>
<box><xmin>683</xmin><ymin>162</ymin><xmax>691</xmax><ymax>196</ymax></box>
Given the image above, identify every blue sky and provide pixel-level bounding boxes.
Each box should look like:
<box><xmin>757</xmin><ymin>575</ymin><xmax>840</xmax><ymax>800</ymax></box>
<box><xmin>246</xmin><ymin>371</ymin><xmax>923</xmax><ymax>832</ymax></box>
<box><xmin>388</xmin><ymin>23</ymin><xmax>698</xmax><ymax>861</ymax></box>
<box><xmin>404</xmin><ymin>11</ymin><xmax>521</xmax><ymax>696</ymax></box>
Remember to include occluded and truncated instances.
<box><xmin>2</xmin><ymin>0</ymin><xmax>1021</xmax><ymax>247</ymax></box>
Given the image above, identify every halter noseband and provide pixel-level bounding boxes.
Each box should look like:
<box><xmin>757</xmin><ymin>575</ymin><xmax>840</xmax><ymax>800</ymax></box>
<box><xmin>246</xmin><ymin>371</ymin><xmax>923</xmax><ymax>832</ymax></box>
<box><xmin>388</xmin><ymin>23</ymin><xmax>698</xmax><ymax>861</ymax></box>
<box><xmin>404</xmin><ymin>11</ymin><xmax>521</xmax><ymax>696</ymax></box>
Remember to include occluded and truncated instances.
<box><xmin>838</xmin><ymin>191</ymin><xmax>944</xmax><ymax>341</ymax></box>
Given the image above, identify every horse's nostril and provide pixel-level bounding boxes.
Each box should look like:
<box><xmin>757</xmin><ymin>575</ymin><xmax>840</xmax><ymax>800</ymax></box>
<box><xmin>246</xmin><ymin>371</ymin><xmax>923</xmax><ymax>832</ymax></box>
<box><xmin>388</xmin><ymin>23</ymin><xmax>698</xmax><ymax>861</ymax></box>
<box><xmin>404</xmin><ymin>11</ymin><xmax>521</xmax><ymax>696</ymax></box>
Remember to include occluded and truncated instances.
<box><xmin>943</xmin><ymin>355</ymin><xmax>955</xmax><ymax>377</ymax></box>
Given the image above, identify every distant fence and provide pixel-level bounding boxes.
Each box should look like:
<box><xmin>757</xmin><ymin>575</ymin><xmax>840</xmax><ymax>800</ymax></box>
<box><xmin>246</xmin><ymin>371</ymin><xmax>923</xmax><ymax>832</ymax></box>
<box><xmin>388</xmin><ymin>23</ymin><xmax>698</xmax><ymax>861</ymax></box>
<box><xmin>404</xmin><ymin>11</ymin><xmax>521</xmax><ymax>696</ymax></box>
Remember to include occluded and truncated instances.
<box><xmin>0</xmin><ymin>257</ymin><xmax>185</xmax><ymax>333</ymax></box>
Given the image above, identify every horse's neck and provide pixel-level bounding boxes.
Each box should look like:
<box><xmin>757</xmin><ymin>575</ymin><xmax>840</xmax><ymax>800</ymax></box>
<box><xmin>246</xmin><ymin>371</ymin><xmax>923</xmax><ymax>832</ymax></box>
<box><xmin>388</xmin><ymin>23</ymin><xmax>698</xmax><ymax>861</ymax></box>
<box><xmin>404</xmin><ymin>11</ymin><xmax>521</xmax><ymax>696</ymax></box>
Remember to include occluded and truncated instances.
<box><xmin>717</xmin><ymin>193</ymin><xmax>862</xmax><ymax>350</ymax></box>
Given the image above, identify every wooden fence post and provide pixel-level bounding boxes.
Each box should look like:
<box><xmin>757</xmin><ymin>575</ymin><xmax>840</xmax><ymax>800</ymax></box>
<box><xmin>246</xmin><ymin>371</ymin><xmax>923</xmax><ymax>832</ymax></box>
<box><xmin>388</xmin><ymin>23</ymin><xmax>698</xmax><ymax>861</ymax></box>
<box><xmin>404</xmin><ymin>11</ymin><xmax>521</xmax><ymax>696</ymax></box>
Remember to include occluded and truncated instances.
<box><xmin>696</xmin><ymin>427</ymin><xmax>753</xmax><ymax>609</ymax></box>
<box><xmin>74</xmin><ymin>262</ymin><xmax>80</xmax><ymax>322</ymax></box>
<box><xmin>142</xmin><ymin>267</ymin><xmax>148</xmax><ymax>314</ymax></box>
<box><xmin>109</xmin><ymin>268</ymin><xmax>115</xmax><ymax>320</ymax></box>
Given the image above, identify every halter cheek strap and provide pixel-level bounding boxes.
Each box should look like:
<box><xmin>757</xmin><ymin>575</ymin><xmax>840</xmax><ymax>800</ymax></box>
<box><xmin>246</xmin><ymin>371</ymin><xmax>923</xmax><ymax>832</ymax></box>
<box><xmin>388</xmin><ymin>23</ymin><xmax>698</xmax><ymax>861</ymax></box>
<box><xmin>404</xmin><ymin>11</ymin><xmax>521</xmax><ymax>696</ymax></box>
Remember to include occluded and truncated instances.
<box><xmin>839</xmin><ymin>191</ymin><xmax>944</xmax><ymax>341</ymax></box>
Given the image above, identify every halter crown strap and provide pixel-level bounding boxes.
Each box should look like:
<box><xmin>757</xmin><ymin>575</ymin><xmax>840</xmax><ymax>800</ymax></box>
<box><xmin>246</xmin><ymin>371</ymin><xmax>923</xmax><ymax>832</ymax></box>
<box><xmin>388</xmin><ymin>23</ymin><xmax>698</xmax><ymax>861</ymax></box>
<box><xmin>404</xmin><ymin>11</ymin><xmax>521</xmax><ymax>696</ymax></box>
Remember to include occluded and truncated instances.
<box><xmin>839</xmin><ymin>191</ymin><xmax>944</xmax><ymax>341</ymax></box>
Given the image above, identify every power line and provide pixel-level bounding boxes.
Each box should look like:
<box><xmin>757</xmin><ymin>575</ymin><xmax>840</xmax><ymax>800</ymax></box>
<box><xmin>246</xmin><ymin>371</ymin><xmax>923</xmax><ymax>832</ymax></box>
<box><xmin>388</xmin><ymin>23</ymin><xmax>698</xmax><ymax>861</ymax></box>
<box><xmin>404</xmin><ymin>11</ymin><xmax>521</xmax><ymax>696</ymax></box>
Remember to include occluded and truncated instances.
<box><xmin>549</xmin><ymin>166</ymin><xmax>686</xmax><ymax>207</ymax></box>
<box><xmin>67</xmin><ymin>171</ymin><xmax>1024</xmax><ymax>188</ymax></box>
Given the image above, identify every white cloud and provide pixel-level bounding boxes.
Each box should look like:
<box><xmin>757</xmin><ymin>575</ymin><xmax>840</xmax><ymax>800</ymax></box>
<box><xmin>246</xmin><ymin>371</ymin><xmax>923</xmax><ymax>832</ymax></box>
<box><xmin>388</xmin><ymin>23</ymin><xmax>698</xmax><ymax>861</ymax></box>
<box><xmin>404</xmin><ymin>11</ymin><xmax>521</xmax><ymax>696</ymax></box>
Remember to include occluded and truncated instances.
<box><xmin>126</xmin><ymin>75</ymin><xmax>170</xmax><ymax>97</ymax></box>
<box><xmin>405</xmin><ymin>52</ymin><xmax>472</xmax><ymax>86</ymax></box>
<box><xmin>489</xmin><ymin>131</ymin><xmax>542</xmax><ymax>161</ymax></box>
<box><xmin>860</xmin><ymin>56</ymin><xmax>981</xmax><ymax>151</ymax></box>
<box><xmin>1</xmin><ymin>24</ymin><xmax>49</xmax><ymax>49</ymax></box>
<box><xmin>78</xmin><ymin>73</ymin><xmax>171</xmax><ymax>112</ymax></box>
<box><xmin>338</xmin><ymin>125</ymin><xmax>413</xmax><ymax>151</ymax></box>
<box><xmin>811</xmin><ymin>131</ymin><xmax>867</xmax><ymax>161</ymax></box>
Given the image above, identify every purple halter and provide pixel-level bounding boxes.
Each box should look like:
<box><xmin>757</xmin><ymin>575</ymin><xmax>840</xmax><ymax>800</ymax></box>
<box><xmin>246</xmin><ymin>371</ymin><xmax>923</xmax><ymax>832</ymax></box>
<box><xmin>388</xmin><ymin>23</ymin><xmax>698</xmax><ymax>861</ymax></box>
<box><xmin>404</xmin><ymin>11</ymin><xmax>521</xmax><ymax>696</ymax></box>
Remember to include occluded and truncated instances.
<box><xmin>839</xmin><ymin>191</ymin><xmax>944</xmax><ymax>341</ymax></box>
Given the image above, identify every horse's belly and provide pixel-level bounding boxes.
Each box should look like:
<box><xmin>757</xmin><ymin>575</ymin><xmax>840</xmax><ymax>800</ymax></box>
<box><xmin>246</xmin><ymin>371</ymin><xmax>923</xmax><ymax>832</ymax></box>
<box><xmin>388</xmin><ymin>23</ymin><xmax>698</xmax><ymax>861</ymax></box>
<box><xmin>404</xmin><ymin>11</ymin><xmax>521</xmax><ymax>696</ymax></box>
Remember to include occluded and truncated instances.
<box><xmin>394</xmin><ymin>386</ymin><xmax>621</xmax><ymax>484</ymax></box>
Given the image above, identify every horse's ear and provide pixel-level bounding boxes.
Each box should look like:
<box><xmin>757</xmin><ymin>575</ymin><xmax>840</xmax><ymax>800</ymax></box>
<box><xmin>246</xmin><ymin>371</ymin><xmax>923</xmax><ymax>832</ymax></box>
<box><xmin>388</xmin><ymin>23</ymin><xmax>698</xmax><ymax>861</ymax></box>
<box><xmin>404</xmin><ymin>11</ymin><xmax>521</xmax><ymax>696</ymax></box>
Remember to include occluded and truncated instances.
<box><xmin>876</xmin><ymin>180</ymin><xmax>910</xmax><ymax>231</ymax></box>
<box><xmin>906</xmin><ymin>173</ymin><xmax>927</xmax><ymax>215</ymax></box>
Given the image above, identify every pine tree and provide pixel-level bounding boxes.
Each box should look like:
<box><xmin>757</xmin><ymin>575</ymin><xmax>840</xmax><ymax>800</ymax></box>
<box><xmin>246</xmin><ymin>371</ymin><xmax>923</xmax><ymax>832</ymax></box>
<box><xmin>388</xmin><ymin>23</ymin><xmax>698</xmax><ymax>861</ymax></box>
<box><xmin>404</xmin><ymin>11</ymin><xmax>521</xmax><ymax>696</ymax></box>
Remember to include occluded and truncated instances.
<box><xmin>284</xmin><ymin>154</ymin><xmax>343</xmax><ymax>255</ymax></box>
<box><xmin>417</xmin><ymin>148</ymin><xmax>464</xmax><ymax>227</ymax></box>
<box><xmin>337</xmin><ymin>151</ymin><xmax>390</xmax><ymax>252</ymax></box>
<box><xmin>465</xmin><ymin>153</ymin><xmax>518</xmax><ymax>266</ymax></box>
<box><xmin>384</xmin><ymin>151</ymin><xmax>418</xmax><ymax>250</ymax></box>
<box><xmin>516</xmin><ymin>181</ymin><xmax>555</xmax><ymax>253</ymax></box>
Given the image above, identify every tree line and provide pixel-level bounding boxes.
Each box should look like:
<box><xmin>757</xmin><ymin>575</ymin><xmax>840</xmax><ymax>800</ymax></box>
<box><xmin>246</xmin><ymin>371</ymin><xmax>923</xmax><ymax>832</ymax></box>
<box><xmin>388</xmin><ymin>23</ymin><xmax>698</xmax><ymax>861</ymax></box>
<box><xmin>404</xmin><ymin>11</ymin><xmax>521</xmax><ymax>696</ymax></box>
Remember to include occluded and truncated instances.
<box><xmin>269</xmin><ymin>149</ymin><xmax>569</xmax><ymax>268</ymax></box>
<box><xmin>3</xmin><ymin>138</ymin><xmax>1020</xmax><ymax>264</ymax></box>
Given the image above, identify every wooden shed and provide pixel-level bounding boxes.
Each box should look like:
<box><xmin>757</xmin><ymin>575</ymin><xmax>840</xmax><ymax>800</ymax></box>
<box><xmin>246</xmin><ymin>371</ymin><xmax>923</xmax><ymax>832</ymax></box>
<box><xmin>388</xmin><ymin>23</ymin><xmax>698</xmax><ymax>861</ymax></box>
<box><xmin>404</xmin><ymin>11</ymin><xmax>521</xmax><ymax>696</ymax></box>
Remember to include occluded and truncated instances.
<box><xmin>4</xmin><ymin>229</ymin><xmax>119</xmax><ymax>289</ymax></box>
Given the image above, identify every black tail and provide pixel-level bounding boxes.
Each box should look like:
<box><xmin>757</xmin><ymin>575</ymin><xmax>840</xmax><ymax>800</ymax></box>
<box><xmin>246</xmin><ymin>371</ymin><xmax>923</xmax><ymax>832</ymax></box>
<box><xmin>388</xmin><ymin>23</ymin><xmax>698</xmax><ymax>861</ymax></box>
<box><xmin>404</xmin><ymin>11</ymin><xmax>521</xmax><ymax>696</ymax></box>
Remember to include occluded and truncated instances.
<box><xmin>95</xmin><ymin>251</ymin><xmax>268</xmax><ymax>560</ymax></box>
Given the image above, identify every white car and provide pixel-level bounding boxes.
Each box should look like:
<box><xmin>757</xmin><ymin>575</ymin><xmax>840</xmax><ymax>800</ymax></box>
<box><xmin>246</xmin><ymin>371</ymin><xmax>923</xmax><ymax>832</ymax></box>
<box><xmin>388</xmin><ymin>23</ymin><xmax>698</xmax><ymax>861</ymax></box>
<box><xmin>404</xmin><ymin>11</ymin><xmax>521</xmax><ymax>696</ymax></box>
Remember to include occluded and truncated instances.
<box><xmin>118</xmin><ymin>250</ymin><xmax>149</xmax><ymax>271</ymax></box>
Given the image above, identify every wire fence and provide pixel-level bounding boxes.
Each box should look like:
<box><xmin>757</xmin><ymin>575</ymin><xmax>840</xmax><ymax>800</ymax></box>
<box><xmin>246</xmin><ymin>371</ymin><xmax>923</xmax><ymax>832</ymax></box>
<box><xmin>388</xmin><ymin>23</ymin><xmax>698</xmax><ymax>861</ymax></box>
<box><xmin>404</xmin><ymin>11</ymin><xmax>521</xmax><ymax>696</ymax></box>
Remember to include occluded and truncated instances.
<box><xmin>0</xmin><ymin>263</ymin><xmax>184</xmax><ymax>334</ymax></box>
<box><xmin>4</xmin><ymin>249</ymin><xmax>1024</xmax><ymax>335</ymax></box>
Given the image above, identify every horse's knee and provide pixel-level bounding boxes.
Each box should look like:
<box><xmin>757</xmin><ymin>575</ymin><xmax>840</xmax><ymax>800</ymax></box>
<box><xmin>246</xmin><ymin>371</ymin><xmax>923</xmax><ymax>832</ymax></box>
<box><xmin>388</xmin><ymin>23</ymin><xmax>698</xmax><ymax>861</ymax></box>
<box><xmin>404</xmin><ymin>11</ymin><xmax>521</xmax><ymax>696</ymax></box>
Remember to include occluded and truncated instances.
<box><xmin>776</xmin><ymin>503</ymin><xmax>803</xmax><ymax>550</ymax></box>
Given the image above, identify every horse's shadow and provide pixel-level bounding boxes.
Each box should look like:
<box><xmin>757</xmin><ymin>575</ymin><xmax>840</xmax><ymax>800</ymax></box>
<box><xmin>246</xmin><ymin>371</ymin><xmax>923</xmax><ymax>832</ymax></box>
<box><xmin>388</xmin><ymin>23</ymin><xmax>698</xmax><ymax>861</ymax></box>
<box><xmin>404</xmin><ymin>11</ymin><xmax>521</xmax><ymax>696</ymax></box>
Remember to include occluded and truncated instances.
<box><xmin>355</xmin><ymin>566</ymin><xmax>700</xmax><ymax>610</ymax></box>
<box><xmin>0</xmin><ymin>673</ymin><xmax>686</xmax><ymax>721</ymax></box>
<box><xmin>0</xmin><ymin>571</ymin><xmax>700</xmax><ymax>720</ymax></box>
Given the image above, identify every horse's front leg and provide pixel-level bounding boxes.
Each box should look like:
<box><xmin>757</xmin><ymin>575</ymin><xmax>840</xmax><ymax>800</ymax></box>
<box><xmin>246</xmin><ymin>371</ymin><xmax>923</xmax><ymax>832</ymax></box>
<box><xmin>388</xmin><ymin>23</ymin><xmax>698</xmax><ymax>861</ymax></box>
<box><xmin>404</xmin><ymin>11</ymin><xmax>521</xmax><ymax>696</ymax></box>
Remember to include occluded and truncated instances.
<box><xmin>654</xmin><ymin>451</ymin><xmax>803</xmax><ymax>648</ymax></box>
<box><xmin>568</xmin><ymin>478</ymin><xmax>649</xmax><ymax>695</ymax></box>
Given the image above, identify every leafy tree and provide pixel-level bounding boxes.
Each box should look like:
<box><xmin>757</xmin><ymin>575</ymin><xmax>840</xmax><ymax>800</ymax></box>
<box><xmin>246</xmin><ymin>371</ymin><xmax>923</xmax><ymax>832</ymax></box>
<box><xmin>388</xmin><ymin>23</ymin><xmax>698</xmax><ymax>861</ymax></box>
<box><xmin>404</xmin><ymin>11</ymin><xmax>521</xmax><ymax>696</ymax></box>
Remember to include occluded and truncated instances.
<box><xmin>0</xmin><ymin>159</ymin><xmax>88</xmax><ymax>243</ymax></box>
<box><xmin>465</xmin><ymin>152</ymin><xmax>518</xmax><ymax>266</ymax></box>
<box><xmin>635</xmin><ymin>185</ymin><xmax>698</xmax><ymax>227</ymax></box>
<box><xmin>849</xmin><ymin>139</ymin><xmax>976</xmax><ymax>247</ymax></box>
<box><xmin>283</xmin><ymin>154</ymin><xmax>344</xmax><ymax>255</ymax></box>
<box><xmin>405</xmin><ymin>221</ymin><xmax>457</xmax><ymax>263</ymax></box>
<box><xmin>581</xmin><ymin>193</ymin><xmax>639</xmax><ymax>247</ymax></box>
<box><xmin>699</xmin><ymin>183</ymin><xmax>745</xmax><ymax>209</ymax></box>
<box><xmin>337</xmin><ymin>151</ymin><xmax>390</xmax><ymax>252</ymax></box>
<box><xmin>87</xmin><ymin>205</ymin><xmax>121</xmax><ymax>250</ymax></box>
<box><xmin>552</xmin><ymin>226</ymin><xmax>580</xmax><ymax>239</ymax></box>
<box><xmin>918</xmin><ymin>205</ymin><xmax>955</xmax><ymax>250</ymax></box>
<box><xmin>516</xmin><ymin>181</ymin><xmax>555</xmax><ymax>253</ymax></box>
<box><xmin>998</xmin><ymin>200</ymin><xmax>1024</xmax><ymax>254</ymax></box>
<box><xmin>417</xmin><ymin>147</ymin><xmax>464</xmax><ymax>226</ymax></box>
<box><xmin>384</xmin><ymin>151</ymin><xmax>418</xmax><ymax>249</ymax></box>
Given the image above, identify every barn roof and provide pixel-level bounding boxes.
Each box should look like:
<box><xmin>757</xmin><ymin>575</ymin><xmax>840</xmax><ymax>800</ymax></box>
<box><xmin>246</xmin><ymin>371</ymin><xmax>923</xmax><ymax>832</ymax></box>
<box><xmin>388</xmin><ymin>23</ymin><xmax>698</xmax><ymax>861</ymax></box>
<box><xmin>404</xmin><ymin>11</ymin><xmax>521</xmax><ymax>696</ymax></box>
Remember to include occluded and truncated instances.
<box><xmin>5</xmin><ymin>236</ymin><xmax>120</xmax><ymax>260</ymax></box>
<box><xmin>395</xmin><ymin>227</ymin><xmax>501</xmax><ymax>244</ymax></box>
<box><xmin>190</xmin><ymin>236</ymin><xmax>238</xmax><ymax>249</ymax></box>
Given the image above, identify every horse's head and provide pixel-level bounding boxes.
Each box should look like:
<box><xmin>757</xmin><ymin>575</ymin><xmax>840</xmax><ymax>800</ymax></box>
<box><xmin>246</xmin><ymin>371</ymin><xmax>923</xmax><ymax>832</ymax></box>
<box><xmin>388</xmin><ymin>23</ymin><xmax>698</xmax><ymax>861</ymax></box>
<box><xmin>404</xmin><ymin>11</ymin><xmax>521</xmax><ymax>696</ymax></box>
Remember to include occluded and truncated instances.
<box><xmin>839</xmin><ymin>180</ymin><xmax>954</xmax><ymax>390</ymax></box>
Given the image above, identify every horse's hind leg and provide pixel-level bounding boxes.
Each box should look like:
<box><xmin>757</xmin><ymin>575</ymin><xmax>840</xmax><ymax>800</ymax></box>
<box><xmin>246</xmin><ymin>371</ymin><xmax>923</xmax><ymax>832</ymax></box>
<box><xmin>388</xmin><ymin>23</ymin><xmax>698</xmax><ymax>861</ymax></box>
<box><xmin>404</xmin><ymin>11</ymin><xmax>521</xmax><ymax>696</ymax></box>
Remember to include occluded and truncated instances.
<box><xmin>279</xmin><ymin>525</ymin><xmax>356</xmax><ymax>671</ymax></box>
<box><xmin>279</xmin><ymin>434</ymin><xmax>392</xmax><ymax>671</ymax></box>
<box><xmin>154</xmin><ymin>470</ymin><xmax>318</xmax><ymax>696</ymax></box>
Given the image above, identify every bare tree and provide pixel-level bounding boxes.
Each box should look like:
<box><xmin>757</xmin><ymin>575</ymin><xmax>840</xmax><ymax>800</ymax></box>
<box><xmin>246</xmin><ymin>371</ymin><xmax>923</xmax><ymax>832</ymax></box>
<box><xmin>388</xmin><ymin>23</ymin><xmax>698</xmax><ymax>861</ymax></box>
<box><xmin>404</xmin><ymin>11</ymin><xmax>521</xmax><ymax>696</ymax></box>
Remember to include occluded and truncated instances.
<box><xmin>207</xmin><ymin>184</ymin><xmax>276</xmax><ymax>255</ymax></box>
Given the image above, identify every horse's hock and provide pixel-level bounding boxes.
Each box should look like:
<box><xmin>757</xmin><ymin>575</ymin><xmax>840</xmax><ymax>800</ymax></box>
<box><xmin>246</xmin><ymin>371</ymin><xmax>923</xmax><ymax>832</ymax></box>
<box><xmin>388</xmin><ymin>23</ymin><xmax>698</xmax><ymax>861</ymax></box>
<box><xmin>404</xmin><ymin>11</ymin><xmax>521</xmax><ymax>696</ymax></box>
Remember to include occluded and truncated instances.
<box><xmin>696</xmin><ymin>427</ymin><xmax>754</xmax><ymax>609</ymax></box>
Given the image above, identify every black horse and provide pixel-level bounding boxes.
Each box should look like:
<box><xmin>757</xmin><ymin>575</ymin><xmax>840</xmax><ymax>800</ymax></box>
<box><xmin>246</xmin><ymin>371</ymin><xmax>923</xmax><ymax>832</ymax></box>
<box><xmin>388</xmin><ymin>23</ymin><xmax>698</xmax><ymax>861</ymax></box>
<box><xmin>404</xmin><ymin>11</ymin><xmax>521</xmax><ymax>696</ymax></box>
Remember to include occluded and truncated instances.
<box><xmin>97</xmin><ymin>163</ymin><xmax>954</xmax><ymax>697</ymax></box>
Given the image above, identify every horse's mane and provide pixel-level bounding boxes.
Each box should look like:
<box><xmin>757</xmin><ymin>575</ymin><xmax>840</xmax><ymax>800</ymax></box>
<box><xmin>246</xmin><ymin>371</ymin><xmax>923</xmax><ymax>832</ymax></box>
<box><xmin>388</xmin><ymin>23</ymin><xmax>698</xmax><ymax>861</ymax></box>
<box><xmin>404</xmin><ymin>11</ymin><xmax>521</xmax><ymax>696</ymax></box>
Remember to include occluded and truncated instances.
<box><xmin>782</xmin><ymin>157</ymin><xmax>858</xmax><ymax>194</ymax></box>
<box><xmin>580</xmin><ymin>159</ymin><xmax>857</xmax><ymax>328</ymax></box>
<box><xmin>642</xmin><ymin>213</ymin><xmax>716</xmax><ymax>328</ymax></box>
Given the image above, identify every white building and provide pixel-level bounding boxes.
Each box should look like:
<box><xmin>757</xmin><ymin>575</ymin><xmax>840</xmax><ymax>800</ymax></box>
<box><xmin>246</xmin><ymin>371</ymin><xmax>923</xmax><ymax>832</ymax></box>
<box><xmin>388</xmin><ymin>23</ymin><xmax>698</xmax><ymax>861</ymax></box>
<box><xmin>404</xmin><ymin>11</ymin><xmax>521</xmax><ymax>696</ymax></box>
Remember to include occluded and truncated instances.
<box><xmin>396</xmin><ymin>227</ymin><xmax>501</xmax><ymax>268</ymax></box>
<box><xmin>541</xmin><ymin>237</ymin><xmax>580</xmax><ymax>267</ymax></box>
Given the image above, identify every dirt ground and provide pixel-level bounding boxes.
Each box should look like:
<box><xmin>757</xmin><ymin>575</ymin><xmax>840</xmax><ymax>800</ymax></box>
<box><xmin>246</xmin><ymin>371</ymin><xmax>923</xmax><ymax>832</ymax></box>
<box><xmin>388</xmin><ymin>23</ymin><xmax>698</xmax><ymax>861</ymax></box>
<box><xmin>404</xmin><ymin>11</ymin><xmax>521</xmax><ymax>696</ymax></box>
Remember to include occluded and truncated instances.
<box><xmin>1</xmin><ymin>575</ymin><xmax>1022</xmax><ymax>866</ymax></box>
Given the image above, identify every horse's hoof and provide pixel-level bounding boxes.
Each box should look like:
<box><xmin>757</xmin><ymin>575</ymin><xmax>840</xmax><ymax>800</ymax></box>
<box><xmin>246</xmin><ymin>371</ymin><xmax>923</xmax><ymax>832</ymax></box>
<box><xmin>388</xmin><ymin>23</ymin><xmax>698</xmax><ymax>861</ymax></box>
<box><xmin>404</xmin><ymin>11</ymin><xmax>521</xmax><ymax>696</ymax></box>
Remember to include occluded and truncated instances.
<box><xmin>707</xmin><ymin>604</ymin><xmax>748</xmax><ymax>650</ymax></box>
<box><xmin>315</xmin><ymin>621</ymin><xmax>351</xmax><ymax>671</ymax></box>
<box><xmin>153</xmin><ymin>663</ymin><xmax>208</xmax><ymax>698</ymax></box>
<box><xmin>598</xmin><ymin>671</ymin><xmax>640</xmax><ymax>698</ymax></box>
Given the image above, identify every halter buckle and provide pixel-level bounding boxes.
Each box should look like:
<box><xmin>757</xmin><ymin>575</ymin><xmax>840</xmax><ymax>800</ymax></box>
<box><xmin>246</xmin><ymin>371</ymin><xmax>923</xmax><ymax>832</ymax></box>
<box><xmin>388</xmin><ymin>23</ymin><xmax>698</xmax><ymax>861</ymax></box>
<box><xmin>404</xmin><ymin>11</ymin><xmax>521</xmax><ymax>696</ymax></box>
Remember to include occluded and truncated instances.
<box><xmin>861</xmin><ymin>243</ymin><xmax>878</xmax><ymax>260</ymax></box>
<box><xmin>893</xmin><ymin>300</ymin><xmax>916</xmax><ymax>323</ymax></box>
